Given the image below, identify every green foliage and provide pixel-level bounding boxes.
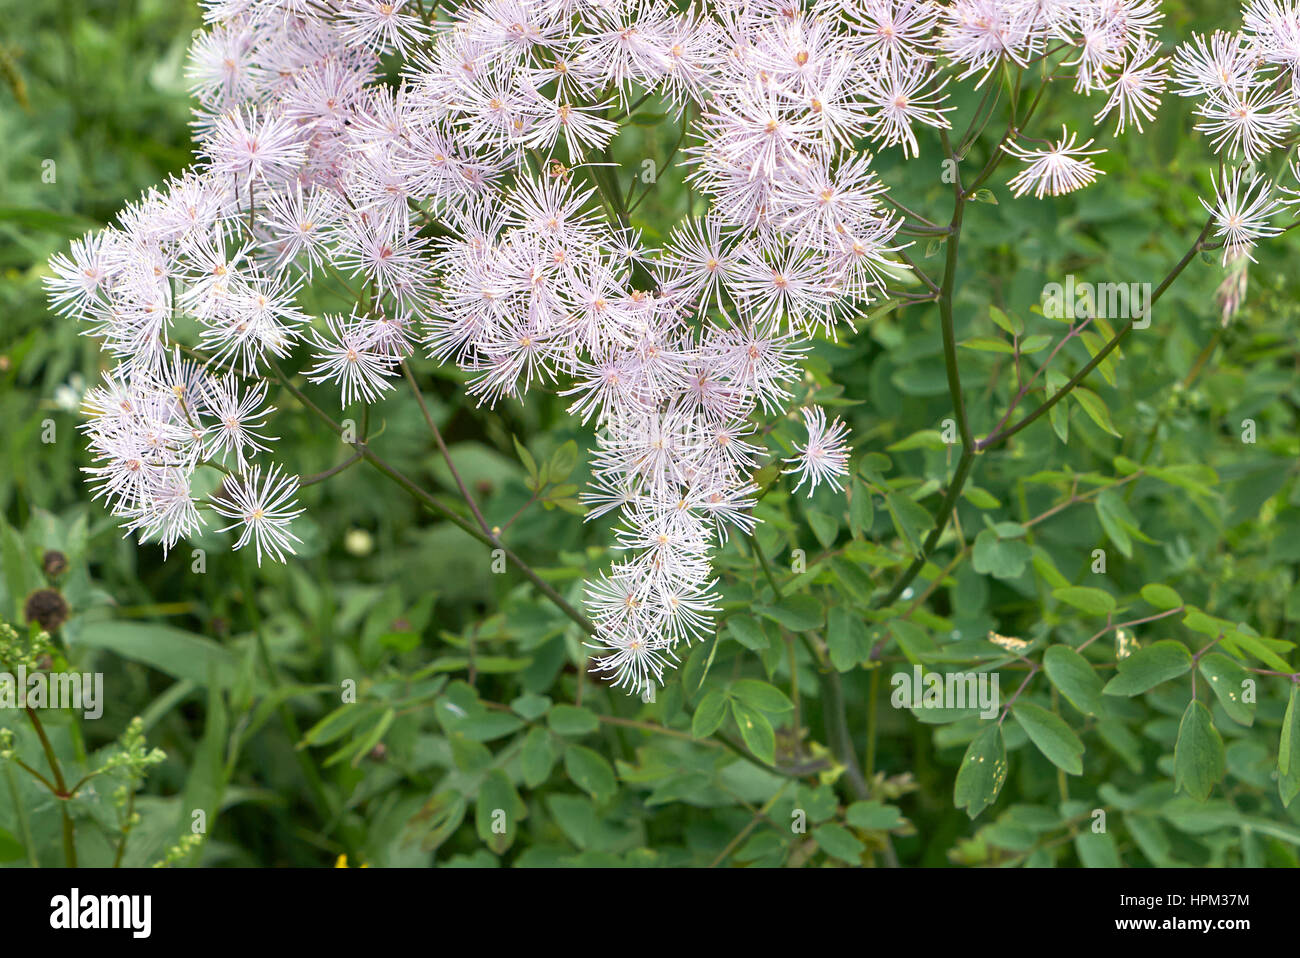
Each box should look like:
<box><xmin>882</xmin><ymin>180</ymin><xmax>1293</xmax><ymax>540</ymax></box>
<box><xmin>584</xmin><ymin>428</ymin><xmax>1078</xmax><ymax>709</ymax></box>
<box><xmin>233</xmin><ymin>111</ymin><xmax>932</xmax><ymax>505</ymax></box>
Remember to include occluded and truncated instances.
<box><xmin>0</xmin><ymin>0</ymin><xmax>1297</xmax><ymax>868</ymax></box>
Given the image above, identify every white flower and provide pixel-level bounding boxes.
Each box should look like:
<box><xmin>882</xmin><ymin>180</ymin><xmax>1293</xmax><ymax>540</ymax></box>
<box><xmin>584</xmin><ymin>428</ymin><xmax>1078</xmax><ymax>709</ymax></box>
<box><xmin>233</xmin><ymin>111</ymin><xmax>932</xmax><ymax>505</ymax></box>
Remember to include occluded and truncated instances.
<box><xmin>305</xmin><ymin>310</ymin><xmax>400</xmax><ymax>407</ymax></box>
<box><xmin>860</xmin><ymin>57</ymin><xmax>954</xmax><ymax>158</ymax></box>
<box><xmin>1193</xmin><ymin>82</ymin><xmax>1294</xmax><ymax>163</ymax></box>
<box><xmin>1094</xmin><ymin>39</ymin><xmax>1168</xmax><ymax>135</ymax></box>
<box><xmin>201</xmin><ymin>376</ymin><xmax>278</xmax><ymax>470</ymax></box>
<box><xmin>212</xmin><ymin>463</ymin><xmax>305</xmax><ymax>566</ymax></box>
<box><xmin>1003</xmin><ymin>126</ymin><xmax>1106</xmax><ymax>199</ymax></box>
<box><xmin>1200</xmin><ymin>166</ymin><xmax>1283</xmax><ymax>265</ymax></box>
<box><xmin>203</xmin><ymin>106</ymin><xmax>306</xmax><ymax>184</ymax></box>
<box><xmin>782</xmin><ymin>405</ymin><xmax>851</xmax><ymax>497</ymax></box>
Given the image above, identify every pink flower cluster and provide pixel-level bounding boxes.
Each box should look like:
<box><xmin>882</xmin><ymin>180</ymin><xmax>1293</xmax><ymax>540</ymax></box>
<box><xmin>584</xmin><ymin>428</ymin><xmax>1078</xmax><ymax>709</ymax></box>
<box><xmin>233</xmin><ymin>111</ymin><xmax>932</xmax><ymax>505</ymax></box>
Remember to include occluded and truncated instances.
<box><xmin>45</xmin><ymin>0</ymin><xmax>1300</xmax><ymax>694</ymax></box>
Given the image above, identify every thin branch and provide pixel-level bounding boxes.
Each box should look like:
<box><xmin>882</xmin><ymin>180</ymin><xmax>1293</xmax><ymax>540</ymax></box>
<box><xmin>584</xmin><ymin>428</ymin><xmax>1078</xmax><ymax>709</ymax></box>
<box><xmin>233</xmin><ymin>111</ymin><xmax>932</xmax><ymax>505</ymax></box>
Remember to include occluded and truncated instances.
<box><xmin>268</xmin><ymin>359</ymin><xmax>597</xmax><ymax>635</ymax></box>
<box><xmin>980</xmin><ymin>216</ymin><xmax>1215</xmax><ymax>449</ymax></box>
<box><xmin>401</xmin><ymin>360</ymin><xmax>492</xmax><ymax>535</ymax></box>
<box><xmin>299</xmin><ymin>451</ymin><xmax>364</xmax><ymax>487</ymax></box>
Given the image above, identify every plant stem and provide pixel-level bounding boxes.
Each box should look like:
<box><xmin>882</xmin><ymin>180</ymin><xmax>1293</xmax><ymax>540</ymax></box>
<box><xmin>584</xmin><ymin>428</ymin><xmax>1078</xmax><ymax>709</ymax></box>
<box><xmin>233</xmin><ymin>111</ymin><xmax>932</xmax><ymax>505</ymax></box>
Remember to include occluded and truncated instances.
<box><xmin>25</xmin><ymin>707</ymin><xmax>75</xmax><ymax>866</ymax></box>
<box><xmin>874</xmin><ymin>217</ymin><xmax>1215</xmax><ymax>612</ymax></box>
<box><xmin>754</xmin><ymin>538</ymin><xmax>784</xmax><ymax>597</ymax></box>
<box><xmin>875</xmin><ymin>447</ymin><xmax>976</xmax><ymax>612</ymax></box>
<box><xmin>401</xmin><ymin>360</ymin><xmax>493</xmax><ymax>535</ymax></box>
<box><xmin>938</xmin><ymin>131</ymin><xmax>974</xmax><ymax>452</ymax></box>
<box><xmin>818</xmin><ymin>667</ymin><xmax>872</xmax><ymax>801</ymax></box>
<box><xmin>269</xmin><ymin>359</ymin><xmax>597</xmax><ymax>635</ymax></box>
<box><xmin>981</xmin><ymin>216</ymin><xmax>1215</xmax><ymax>448</ymax></box>
<box><xmin>112</xmin><ymin>791</ymin><xmax>136</xmax><ymax>867</ymax></box>
<box><xmin>299</xmin><ymin>451</ymin><xmax>365</xmax><ymax>487</ymax></box>
<box><xmin>865</xmin><ymin>666</ymin><xmax>879</xmax><ymax>778</ymax></box>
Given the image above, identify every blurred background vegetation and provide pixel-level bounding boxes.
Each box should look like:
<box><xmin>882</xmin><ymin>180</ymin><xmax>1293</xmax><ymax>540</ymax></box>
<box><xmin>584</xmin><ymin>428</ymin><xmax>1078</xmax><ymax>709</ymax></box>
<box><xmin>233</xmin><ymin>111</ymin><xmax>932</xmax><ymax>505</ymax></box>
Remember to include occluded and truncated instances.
<box><xmin>0</xmin><ymin>0</ymin><xmax>1297</xmax><ymax>867</ymax></box>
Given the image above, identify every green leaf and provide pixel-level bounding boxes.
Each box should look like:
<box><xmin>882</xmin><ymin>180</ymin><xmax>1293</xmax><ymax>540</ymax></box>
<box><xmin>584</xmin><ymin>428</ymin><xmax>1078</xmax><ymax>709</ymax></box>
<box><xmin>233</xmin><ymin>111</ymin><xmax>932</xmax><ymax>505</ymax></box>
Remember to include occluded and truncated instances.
<box><xmin>989</xmin><ymin>305</ymin><xmax>1023</xmax><ymax>336</ymax></box>
<box><xmin>476</xmin><ymin>769</ymin><xmax>525</xmax><ymax>855</ymax></box>
<box><xmin>1012</xmin><ymin>702</ymin><xmax>1085</xmax><ymax>775</ymax></box>
<box><xmin>454</xmin><ymin>712</ymin><xmax>525</xmax><ymax>742</ymax></box>
<box><xmin>830</xmin><ymin>557</ymin><xmax>874</xmax><ymax>603</ymax></box>
<box><xmin>972</xmin><ymin>529</ymin><xmax>1031</xmax><ymax>580</ymax></box>
<box><xmin>731</xmin><ymin>679</ymin><xmax>794</xmax><ymax>713</ymax></box>
<box><xmin>1</xmin><ymin>518</ymin><xmax>37</xmax><ymax>621</ymax></box>
<box><xmin>181</xmin><ymin>682</ymin><xmax>229</xmax><ymax>846</ymax></box>
<box><xmin>963</xmin><ymin>486</ymin><xmax>1001</xmax><ymax>509</ymax></box>
<box><xmin>1043</xmin><ymin>645</ymin><xmax>1106</xmax><ymax>716</ymax></box>
<box><xmin>960</xmin><ymin>337</ymin><xmax>1016</xmax><ymax>354</ymax></box>
<box><xmin>450</xmin><ymin>734</ymin><xmax>493</xmax><ymax>773</ymax></box>
<box><xmin>812</xmin><ymin>823</ymin><xmax>865</xmax><ymax>863</ymax></box>
<box><xmin>827</xmin><ymin>606</ymin><xmax>870</xmax><ymax>672</ymax></box>
<box><xmin>1174</xmin><ymin>700</ymin><xmax>1224</xmax><ymax>801</ymax></box>
<box><xmin>730</xmin><ymin>700</ymin><xmax>776</xmax><ymax>765</ymax></box>
<box><xmin>73</xmin><ymin>621</ymin><xmax>238</xmax><ymax>689</ymax></box>
<box><xmin>1046</xmin><ymin>370</ymin><xmax>1069</xmax><ymax>444</ymax></box>
<box><xmin>885</xmin><ymin>491</ymin><xmax>934</xmax><ymax>558</ymax></box>
<box><xmin>846</xmin><ymin>801</ymin><xmax>904</xmax><ymax>830</ymax></box>
<box><xmin>1197</xmin><ymin>653</ymin><xmax>1255</xmax><ymax>726</ymax></box>
<box><xmin>548</xmin><ymin>704</ymin><xmax>600</xmax><ymax>736</ymax></box>
<box><xmin>1052</xmin><ymin>586</ymin><xmax>1116</xmax><ymax>617</ymax></box>
<box><xmin>680</xmin><ymin>641</ymin><xmax>711</xmax><ymax>696</ymax></box>
<box><xmin>513</xmin><ymin>435</ymin><xmax>539</xmax><ymax>484</ymax></box>
<box><xmin>431</xmin><ymin>441</ymin><xmax>521</xmax><ymax>495</ymax></box>
<box><xmin>805</xmin><ymin>507</ymin><xmax>839</xmax><ymax>549</ymax></box>
<box><xmin>1280</xmin><ymin>685</ymin><xmax>1300</xmax><ymax>807</ymax></box>
<box><xmin>1031</xmin><ymin>548</ymin><xmax>1071</xmax><ymax>589</ymax></box>
<box><xmin>848</xmin><ymin>480</ymin><xmax>873</xmax><ymax>539</ymax></box>
<box><xmin>857</xmin><ymin>452</ymin><xmax>892</xmax><ymax>486</ymax></box>
<box><xmin>345</xmin><ymin>707</ymin><xmax>395</xmax><ymax>768</ymax></box>
<box><xmin>302</xmin><ymin>704</ymin><xmax>372</xmax><ymax>747</ymax></box>
<box><xmin>1095</xmin><ymin>490</ymin><xmax>1132</xmax><ymax>558</ymax></box>
<box><xmin>546</xmin><ymin>440</ymin><xmax>579</xmax><ymax>482</ymax></box>
<box><xmin>692</xmin><ymin>689</ymin><xmax>729</xmax><ymax>739</ymax></box>
<box><xmin>697</xmin><ymin>631</ymin><xmax>723</xmax><ymax>694</ymax></box>
<box><xmin>564</xmin><ymin>745</ymin><xmax>617</xmax><ymax>803</ymax></box>
<box><xmin>756</xmin><ymin>595</ymin><xmax>823</xmax><ymax>632</ymax></box>
<box><xmin>1074</xmin><ymin>831</ymin><xmax>1121</xmax><ymax>868</ymax></box>
<box><xmin>0</xmin><ymin>827</ymin><xmax>25</xmax><ymax>864</ymax></box>
<box><xmin>886</xmin><ymin>429</ymin><xmax>946</xmax><ymax>451</ymax></box>
<box><xmin>889</xmin><ymin>619</ymin><xmax>936</xmax><ymax>663</ymax></box>
<box><xmin>415</xmin><ymin>791</ymin><xmax>467</xmax><ymax>854</ymax></box>
<box><xmin>954</xmin><ymin>725</ymin><xmax>1007</xmax><ymax>819</ymax></box>
<box><xmin>520</xmin><ymin>727</ymin><xmax>558</xmax><ymax>788</ymax></box>
<box><xmin>726</xmin><ymin>615</ymin><xmax>770</xmax><ymax>651</ymax></box>
<box><xmin>1072</xmin><ymin>387</ymin><xmax>1122</xmax><ymax>437</ymax></box>
<box><xmin>1103</xmin><ymin>640</ymin><xmax>1193</xmax><ymax>697</ymax></box>
<box><xmin>510</xmin><ymin>693</ymin><xmax>551</xmax><ymax>721</ymax></box>
<box><xmin>1079</xmin><ymin>331</ymin><xmax>1118</xmax><ymax>386</ymax></box>
<box><xmin>1182</xmin><ymin>610</ymin><xmax>1293</xmax><ymax>672</ymax></box>
<box><xmin>1140</xmin><ymin>584</ymin><xmax>1183</xmax><ymax>610</ymax></box>
<box><xmin>796</xmin><ymin>784</ymin><xmax>839</xmax><ymax>823</ymax></box>
<box><xmin>1097</xmin><ymin>717</ymin><xmax>1143</xmax><ymax>773</ymax></box>
<box><xmin>0</xmin><ymin>206</ymin><xmax>101</xmax><ymax>233</ymax></box>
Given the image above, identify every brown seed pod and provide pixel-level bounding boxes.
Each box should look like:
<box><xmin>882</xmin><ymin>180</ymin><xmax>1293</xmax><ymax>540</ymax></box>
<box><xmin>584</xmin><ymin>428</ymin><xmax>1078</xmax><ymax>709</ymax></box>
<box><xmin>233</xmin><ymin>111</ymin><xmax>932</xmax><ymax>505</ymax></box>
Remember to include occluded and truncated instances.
<box><xmin>24</xmin><ymin>588</ymin><xmax>69</xmax><ymax>633</ymax></box>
